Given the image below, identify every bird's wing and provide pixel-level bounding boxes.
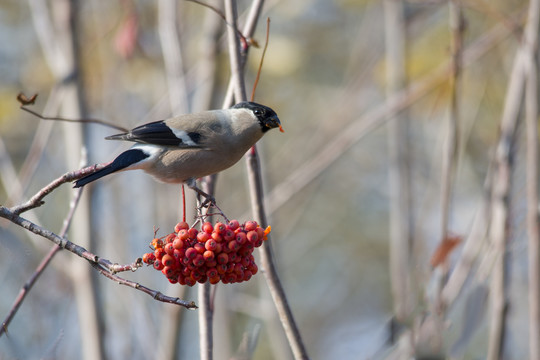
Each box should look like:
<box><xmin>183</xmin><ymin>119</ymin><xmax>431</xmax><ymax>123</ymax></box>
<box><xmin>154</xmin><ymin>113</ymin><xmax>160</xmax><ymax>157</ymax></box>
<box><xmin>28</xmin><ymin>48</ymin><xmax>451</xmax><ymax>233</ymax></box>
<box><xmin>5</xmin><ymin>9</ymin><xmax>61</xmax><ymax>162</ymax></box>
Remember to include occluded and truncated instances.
<box><xmin>106</xmin><ymin>115</ymin><xmax>211</xmax><ymax>148</ymax></box>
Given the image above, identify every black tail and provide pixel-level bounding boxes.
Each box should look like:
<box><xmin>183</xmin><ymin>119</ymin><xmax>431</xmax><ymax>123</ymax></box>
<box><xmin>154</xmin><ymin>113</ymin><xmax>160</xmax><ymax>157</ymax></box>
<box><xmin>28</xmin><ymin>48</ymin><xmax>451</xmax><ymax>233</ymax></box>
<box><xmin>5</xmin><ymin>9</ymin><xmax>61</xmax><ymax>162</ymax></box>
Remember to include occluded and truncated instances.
<box><xmin>73</xmin><ymin>149</ymin><xmax>149</xmax><ymax>188</ymax></box>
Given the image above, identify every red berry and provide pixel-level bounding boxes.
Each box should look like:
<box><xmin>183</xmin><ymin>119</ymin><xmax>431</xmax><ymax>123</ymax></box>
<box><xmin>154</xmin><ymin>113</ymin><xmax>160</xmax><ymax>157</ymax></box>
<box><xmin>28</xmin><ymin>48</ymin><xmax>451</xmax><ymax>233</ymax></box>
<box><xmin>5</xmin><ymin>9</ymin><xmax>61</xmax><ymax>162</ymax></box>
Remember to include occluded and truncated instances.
<box><xmin>153</xmin><ymin>259</ymin><xmax>164</xmax><ymax>270</ymax></box>
<box><xmin>197</xmin><ymin>232</ymin><xmax>210</xmax><ymax>243</ymax></box>
<box><xmin>256</xmin><ymin>227</ymin><xmax>265</xmax><ymax>240</ymax></box>
<box><xmin>254</xmin><ymin>238</ymin><xmax>263</xmax><ymax>247</ymax></box>
<box><xmin>164</xmin><ymin>242</ymin><xmax>175</xmax><ymax>255</ymax></box>
<box><xmin>173</xmin><ymin>238</ymin><xmax>184</xmax><ymax>250</ymax></box>
<box><xmin>188</xmin><ymin>227</ymin><xmax>198</xmax><ymax>239</ymax></box>
<box><xmin>209</xmin><ymin>275</ymin><xmax>220</xmax><ymax>284</ymax></box>
<box><xmin>228</xmin><ymin>240</ymin><xmax>240</xmax><ymax>252</ymax></box>
<box><xmin>217</xmin><ymin>264</ymin><xmax>227</xmax><ymax>274</ymax></box>
<box><xmin>162</xmin><ymin>254</ymin><xmax>175</xmax><ymax>267</ymax></box>
<box><xmin>243</xmin><ymin>270</ymin><xmax>253</xmax><ymax>281</ymax></box>
<box><xmin>206</xmin><ymin>267</ymin><xmax>218</xmax><ymax>278</ymax></box>
<box><xmin>205</xmin><ymin>239</ymin><xmax>217</xmax><ymax>251</ymax></box>
<box><xmin>191</xmin><ymin>269</ymin><xmax>202</xmax><ymax>281</ymax></box>
<box><xmin>177</xmin><ymin>275</ymin><xmax>186</xmax><ymax>285</ymax></box>
<box><xmin>205</xmin><ymin>259</ymin><xmax>217</xmax><ymax>268</ymax></box>
<box><xmin>214</xmin><ymin>222</ymin><xmax>226</xmax><ymax>234</ymax></box>
<box><xmin>194</xmin><ymin>242</ymin><xmax>205</xmax><ymax>254</ymax></box>
<box><xmin>241</xmin><ymin>256</ymin><xmax>250</xmax><ymax>267</ymax></box>
<box><xmin>202</xmin><ymin>222</ymin><xmax>213</xmax><ymax>234</ymax></box>
<box><xmin>211</xmin><ymin>232</ymin><xmax>223</xmax><ymax>243</ymax></box>
<box><xmin>185</xmin><ymin>277</ymin><xmax>196</xmax><ymax>286</ymax></box>
<box><xmin>154</xmin><ymin>248</ymin><xmax>165</xmax><ymax>260</ymax></box>
<box><xmin>235</xmin><ymin>232</ymin><xmax>247</xmax><ymax>245</ymax></box>
<box><xmin>245</xmin><ymin>221</ymin><xmax>258</xmax><ymax>232</ymax></box>
<box><xmin>182</xmin><ymin>267</ymin><xmax>191</xmax><ymax>276</ymax></box>
<box><xmin>228</xmin><ymin>252</ymin><xmax>237</xmax><ymax>263</ymax></box>
<box><xmin>198</xmin><ymin>275</ymin><xmax>208</xmax><ymax>284</ymax></box>
<box><xmin>162</xmin><ymin>266</ymin><xmax>175</xmax><ymax>277</ymax></box>
<box><xmin>223</xmin><ymin>229</ymin><xmax>235</xmax><ymax>241</ymax></box>
<box><xmin>152</xmin><ymin>238</ymin><xmax>164</xmax><ymax>249</ymax></box>
<box><xmin>228</xmin><ymin>220</ymin><xmax>240</xmax><ymax>231</ymax></box>
<box><xmin>177</xmin><ymin>229</ymin><xmax>190</xmax><ymax>241</ymax></box>
<box><xmin>225</xmin><ymin>273</ymin><xmax>237</xmax><ymax>283</ymax></box>
<box><xmin>247</xmin><ymin>231</ymin><xmax>258</xmax><ymax>244</ymax></box>
<box><xmin>175</xmin><ymin>221</ymin><xmax>189</xmax><ymax>233</ymax></box>
<box><xmin>168</xmin><ymin>277</ymin><xmax>178</xmax><ymax>284</ymax></box>
<box><xmin>203</xmin><ymin>250</ymin><xmax>215</xmax><ymax>261</ymax></box>
<box><xmin>165</xmin><ymin>233</ymin><xmax>176</xmax><ymax>244</ymax></box>
<box><xmin>214</xmin><ymin>243</ymin><xmax>223</xmax><ymax>254</ymax></box>
<box><xmin>173</xmin><ymin>249</ymin><xmax>184</xmax><ymax>261</ymax></box>
<box><xmin>185</xmin><ymin>247</ymin><xmax>197</xmax><ymax>260</ymax></box>
<box><xmin>142</xmin><ymin>253</ymin><xmax>156</xmax><ymax>264</ymax></box>
<box><xmin>249</xmin><ymin>263</ymin><xmax>258</xmax><ymax>275</ymax></box>
<box><xmin>193</xmin><ymin>254</ymin><xmax>205</xmax><ymax>267</ymax></box>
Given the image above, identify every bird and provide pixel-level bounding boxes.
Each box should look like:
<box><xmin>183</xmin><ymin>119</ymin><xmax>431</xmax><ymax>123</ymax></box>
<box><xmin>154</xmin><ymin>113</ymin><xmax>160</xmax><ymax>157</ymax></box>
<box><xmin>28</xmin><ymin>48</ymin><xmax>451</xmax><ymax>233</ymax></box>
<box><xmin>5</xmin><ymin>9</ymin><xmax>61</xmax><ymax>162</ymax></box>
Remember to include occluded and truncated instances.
<box><xmin>73</xmin><ymin>101</ymin><xmax>283</xmax><ymax>201</ymax></box>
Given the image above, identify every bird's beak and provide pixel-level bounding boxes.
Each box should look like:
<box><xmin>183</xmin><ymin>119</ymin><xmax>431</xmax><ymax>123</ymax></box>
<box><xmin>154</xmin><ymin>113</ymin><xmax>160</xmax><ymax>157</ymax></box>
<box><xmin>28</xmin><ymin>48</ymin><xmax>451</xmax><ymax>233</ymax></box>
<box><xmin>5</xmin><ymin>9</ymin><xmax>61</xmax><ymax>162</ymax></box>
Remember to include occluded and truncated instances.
<box><xmin>267</xmin><ymin>116</ymin><xmax>284</xmax><ymax>133</ymax></box>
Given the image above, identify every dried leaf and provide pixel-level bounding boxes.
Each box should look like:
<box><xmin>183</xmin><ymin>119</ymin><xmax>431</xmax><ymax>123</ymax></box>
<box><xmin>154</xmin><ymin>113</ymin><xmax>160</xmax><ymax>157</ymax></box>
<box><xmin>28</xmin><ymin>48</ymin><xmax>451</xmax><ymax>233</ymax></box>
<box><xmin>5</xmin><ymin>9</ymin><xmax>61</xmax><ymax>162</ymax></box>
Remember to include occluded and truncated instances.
<box><xmin>430</xmin><ymin>234</ymin><xmax>462</xmax><ymax>267</ymax></box>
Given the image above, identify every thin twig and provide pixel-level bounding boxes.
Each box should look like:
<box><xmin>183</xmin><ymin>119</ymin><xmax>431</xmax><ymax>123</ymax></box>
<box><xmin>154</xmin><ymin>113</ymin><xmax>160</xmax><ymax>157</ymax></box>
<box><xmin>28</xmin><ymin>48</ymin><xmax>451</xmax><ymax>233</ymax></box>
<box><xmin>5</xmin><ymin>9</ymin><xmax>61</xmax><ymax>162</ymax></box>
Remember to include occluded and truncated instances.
<box><xmin>250</xmin><ymin>17</ymin><xmax>270</xmax><ymax>101</ymax></box>
<box><xmin>19</xmin><ymin>101</ymin><xmax>128</xmax><ymax>132</ymax></box>
<box><xmin>9</xmin><ymin>163</ymin><xmax>106</xmax><ymax>215</ymax></box>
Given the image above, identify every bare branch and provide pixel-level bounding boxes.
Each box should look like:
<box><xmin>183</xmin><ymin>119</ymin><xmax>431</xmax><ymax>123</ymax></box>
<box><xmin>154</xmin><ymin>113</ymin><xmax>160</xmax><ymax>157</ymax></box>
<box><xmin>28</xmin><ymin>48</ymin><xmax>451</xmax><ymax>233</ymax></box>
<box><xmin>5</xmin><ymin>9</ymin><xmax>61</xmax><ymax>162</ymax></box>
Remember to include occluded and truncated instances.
<box><xmin>0</xmin><ymin>205</ymin><xmax>197</xmax><ymax>309</ymax></box>
<box><xmin>9</xmin><ymin>164</ymin><xmax>106</xmax><ymax>215</ymax></box>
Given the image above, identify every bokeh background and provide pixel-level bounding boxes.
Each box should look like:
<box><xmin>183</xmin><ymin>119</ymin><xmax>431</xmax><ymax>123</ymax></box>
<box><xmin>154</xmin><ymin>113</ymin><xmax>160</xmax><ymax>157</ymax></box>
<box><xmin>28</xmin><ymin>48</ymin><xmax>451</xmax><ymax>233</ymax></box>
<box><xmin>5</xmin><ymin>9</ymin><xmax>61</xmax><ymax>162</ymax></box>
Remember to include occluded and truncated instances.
<box><xmin>0</xmin><ymin>0</ymin><xmax>536</xmax><ymax>359</ymax></box>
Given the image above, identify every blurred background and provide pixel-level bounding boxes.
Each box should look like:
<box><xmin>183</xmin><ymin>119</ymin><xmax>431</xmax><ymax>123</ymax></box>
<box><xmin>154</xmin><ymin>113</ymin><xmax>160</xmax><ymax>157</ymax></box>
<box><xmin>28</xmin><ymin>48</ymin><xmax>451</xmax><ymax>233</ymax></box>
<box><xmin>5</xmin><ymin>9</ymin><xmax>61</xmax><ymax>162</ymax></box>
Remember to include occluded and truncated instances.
<box><xmin>0</xmin><ymin>0</ymin><xmax>536</xmax><ymax>359</ymax></box>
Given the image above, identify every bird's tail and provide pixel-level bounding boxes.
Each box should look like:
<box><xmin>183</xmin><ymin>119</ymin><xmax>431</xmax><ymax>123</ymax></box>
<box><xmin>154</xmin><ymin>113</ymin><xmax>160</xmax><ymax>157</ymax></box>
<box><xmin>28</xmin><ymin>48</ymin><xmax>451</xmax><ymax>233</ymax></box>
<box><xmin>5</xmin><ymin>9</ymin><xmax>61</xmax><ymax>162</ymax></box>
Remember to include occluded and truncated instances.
<box><xmin>74</xmin><ymin>149</ymin><xmax>149</xmax><ymax>188</ymax></box>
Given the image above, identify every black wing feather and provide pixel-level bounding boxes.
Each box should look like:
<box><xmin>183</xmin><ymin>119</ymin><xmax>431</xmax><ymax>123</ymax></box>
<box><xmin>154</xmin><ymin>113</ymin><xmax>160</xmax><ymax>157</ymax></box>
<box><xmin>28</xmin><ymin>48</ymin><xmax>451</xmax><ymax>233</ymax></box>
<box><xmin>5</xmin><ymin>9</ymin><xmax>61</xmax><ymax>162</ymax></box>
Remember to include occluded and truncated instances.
<box><xmin>106</xmin><ymin>120</ymin><xmax>203</xmax><ymax>148</ymax></box>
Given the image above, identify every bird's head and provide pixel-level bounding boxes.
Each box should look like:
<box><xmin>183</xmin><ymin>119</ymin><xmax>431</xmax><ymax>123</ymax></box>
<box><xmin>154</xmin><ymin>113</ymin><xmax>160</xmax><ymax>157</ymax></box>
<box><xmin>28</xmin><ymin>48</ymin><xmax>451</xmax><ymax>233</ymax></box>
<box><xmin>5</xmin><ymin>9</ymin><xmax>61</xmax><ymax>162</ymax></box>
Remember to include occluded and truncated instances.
<box><xmin>233</xmin><ymin>101</ymin><xmax>284</xmax><ymax>133</ymax></box>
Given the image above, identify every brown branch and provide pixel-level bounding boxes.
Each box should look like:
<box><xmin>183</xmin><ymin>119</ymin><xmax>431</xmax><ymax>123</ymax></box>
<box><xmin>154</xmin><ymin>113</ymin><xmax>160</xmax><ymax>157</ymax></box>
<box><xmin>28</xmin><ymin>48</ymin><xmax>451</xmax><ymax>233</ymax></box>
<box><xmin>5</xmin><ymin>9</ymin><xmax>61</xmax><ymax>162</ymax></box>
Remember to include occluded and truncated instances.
<box><xmin>88</xmin><ymin>261</ymin><xmax>197</xmax><ymax>308</ymax></box>
<box><xmin>9</xmin><ymin>164</ymin><xmax>106</xmax><ymax>215</ymax></box>
<box><xmin>224</xmin><ymin>0</ymin><xmax>247</xmax><ymax>103</ymax></box>
<box><xmin>223</xmin><ymin>0</ymin><xmax>309</xmax><ymax>358</ymax></box>
<box><xmin>250</xmin><ymin>17</ymin><xmax>270</xmax><ymax>101</ymax></box>
<box><xmin>523</xmin><ymin>0</ymin><xmax>540</xmax><ymax>358</ymax></box>
<box><xmin>18</xmin><ymin>96</ymin><xmax>128</xmax><ymax>132</ymax></box>
<box><xmin>0</xmin><ymin>205</ymin><xmax>197</xmax><ymax>309</ymax></box>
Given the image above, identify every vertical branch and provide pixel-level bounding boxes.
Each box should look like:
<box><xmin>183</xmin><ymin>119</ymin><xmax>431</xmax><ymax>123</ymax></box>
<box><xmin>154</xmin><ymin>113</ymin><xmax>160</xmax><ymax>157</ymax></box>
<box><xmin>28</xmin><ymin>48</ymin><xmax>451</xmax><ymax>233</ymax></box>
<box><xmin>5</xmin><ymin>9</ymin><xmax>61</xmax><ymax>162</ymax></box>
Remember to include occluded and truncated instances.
<box><xmin>524</xmin><ymin>0</ymin><xmax>540</xmax><ymax>358</ymax></box>
<box><xmin>158</xmin><ymin>0</ymin><xmax>190</xmax><ymax>115</ymax></box>
<box><xmin>383</xmin><ymin>0</ymin><xmax>414</xmax><ymax>330</ymax></box>
<box><xmin>487</xmin><ymin>32</ymin><xmax>526</xmax><ymax>360</ymax></box>
<box><xmin>526</xmin><ymin>56</ymin><xmax>540</xmax><ymax>360</ymax></box>
<box><xmin>198</xmin><ymin>263</ymin><xmax>214</xmax><ymax>360</ymax></box>
<box><xmin>156</xmin><ymin>1</ymin><xmax>192</xmax><ymax>359</ymax></box>
<box><xmin>224</xmin><ymin>1</ymin><xmax>308</xmax><ymax>359</ymax></box>
<box><xmin>439</xmin><ymin>0</ymin><xmax>462</xmax><ymax>266</ymax></box>
<box><xmin>488</xmin><ymin>1</ymin><xmax>540</xmax><ymax>358</ymax></box>
<box><xmin>224</xmin><ymin>0</ymin><xmax>247</xmax><ymax>103</ymax></box>
<box><xmin>29</xmin><ymin>0</ymin><xmax>105</xmax><ymax>358</ymax></box>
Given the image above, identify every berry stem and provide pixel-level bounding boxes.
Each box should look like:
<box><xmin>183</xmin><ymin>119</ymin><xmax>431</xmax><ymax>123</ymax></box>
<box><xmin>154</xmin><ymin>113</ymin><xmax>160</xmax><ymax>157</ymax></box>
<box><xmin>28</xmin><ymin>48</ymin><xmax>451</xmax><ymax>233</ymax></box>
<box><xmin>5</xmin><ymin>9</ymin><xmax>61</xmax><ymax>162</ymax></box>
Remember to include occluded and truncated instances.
<box><xmin>181</xmin><ymin>184</ymin><xmax>186</xmax><ymax>223</ymax></box>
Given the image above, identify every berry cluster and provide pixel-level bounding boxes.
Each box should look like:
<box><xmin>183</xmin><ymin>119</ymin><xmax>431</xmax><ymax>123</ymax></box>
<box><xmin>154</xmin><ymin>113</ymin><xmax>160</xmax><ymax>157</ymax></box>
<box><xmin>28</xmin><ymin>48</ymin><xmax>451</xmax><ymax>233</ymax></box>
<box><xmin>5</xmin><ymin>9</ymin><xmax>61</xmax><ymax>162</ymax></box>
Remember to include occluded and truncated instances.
<box><xmin>142</xmin><ymin>220</ymin><xmax>269</xmax><ymax>286</ymax></box>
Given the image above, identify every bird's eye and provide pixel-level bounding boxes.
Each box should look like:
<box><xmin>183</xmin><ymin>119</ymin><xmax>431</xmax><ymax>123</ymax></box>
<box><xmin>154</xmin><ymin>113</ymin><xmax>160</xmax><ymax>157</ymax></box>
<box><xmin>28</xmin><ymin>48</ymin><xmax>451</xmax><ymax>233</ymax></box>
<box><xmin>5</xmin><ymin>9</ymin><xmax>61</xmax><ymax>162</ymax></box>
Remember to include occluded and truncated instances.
<box><xmin>254</xmin><ymin>108</ymin><xmax>264</xmax><ymax>116</ymax></box>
